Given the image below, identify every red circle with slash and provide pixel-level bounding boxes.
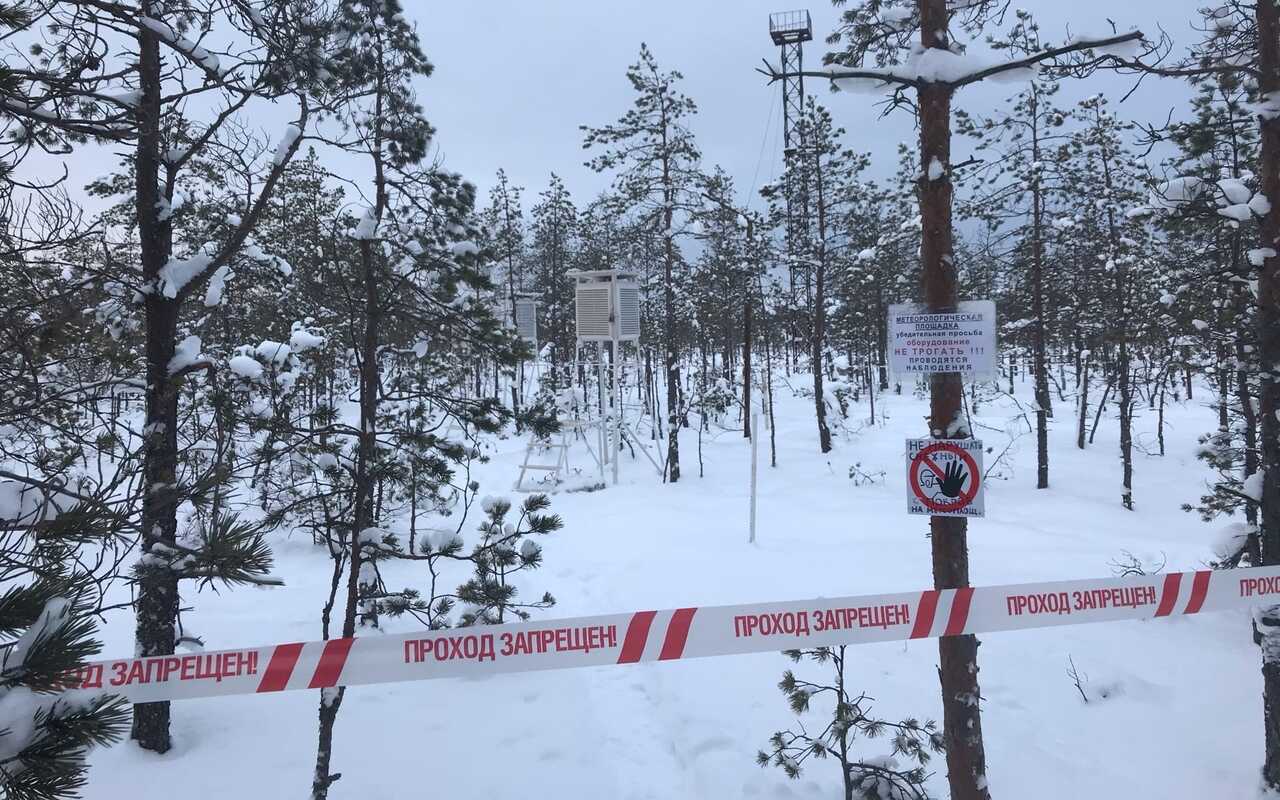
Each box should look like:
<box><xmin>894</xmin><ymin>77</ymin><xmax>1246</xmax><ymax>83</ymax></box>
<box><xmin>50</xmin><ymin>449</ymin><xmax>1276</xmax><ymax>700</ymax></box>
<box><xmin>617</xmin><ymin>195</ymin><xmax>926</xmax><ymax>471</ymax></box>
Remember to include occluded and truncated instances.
<box><xmin>909</xmin><ymin>441</ymin><xmax>980</xmax><ymax>513</ymax></box>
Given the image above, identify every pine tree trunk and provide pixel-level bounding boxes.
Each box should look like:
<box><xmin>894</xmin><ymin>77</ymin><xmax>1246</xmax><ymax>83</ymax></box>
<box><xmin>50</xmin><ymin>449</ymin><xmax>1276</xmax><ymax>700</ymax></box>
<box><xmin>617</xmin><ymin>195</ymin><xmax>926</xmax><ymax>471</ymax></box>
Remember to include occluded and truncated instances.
<box><xmin>877</xmin><ymin>286</ymin><xmax>890</xmax><ymax>390</ymax></box>
<box><xmin>812</xmin><ymin>148</ymin><xmax>833</xmax><ymax>454</ymax></box>
<box><xmin>1184</xmin><ymin>344</ymin><xmax>1194</xmax><ymax>399</ymax></box>
<box><xmin>1076</xmin><ymin>352</ymin><xmax>1090</xmax><ymax>450</ymax></box>
<box><xmin>1157</xmin><ymin>380</ymin><xmax>1166</xmax><ymax>457</ymax></box>
<box><xmin>1092</xmin><ymin>109</ymin><xmax>1134</xmax><ymax>510</ymax></box>
<box><xmin>916</xmin><ymin>10</ymin><xmax>990</xmax><ymax>792</ymax></box>
<box><xmin>664</xmin><ymin>227</ymin><xmax>680</xmax><ymax>482</ymax></box>
<box><xmin>132</xmin><ymin>9</ymin><xmax>178</xmax><ymax>752</ymax></box>
<box><xmin>1255</xmin><ymin>0</ymin><xmax>1280</xmax><ymax>787</ymax></box>
<box><xmin>1218</xmin><ymin>341</ymin><xmax>1232</xmax><ymax>433</ymax></box>
<box><xmin>743</xmin><ymin>276</ymin><xmax>753</xmax><ymax>439</ymax></box>
<box><xmin>133</xmin><ymin>304</ymin><xmax>181</xmax><ymax>753</ymax></box>
<box><xmin>1029</xmin><ymin>100</ymin><xmax>1051</xmax><ymax>489</ymax></box>
<box><xmin>645</xmin><ymin>349</ymin><xmax>656</xmax><ymax>435</ymax></box>
<box><xmin>312</xmin><ymin>234</ymin><xmax>380</xmax><ymax>800</ymax></box>
<box><xmin>759</xmin><ymin>275</ymin><xmax>779</xmax><ymax>468</ymax></box>
<box><xmin>1118</xmin><ymin>334</ymin><xmax>1133</xmax><ymax>510</ymax></box>
<box><xmin>313</xmin><ymin>73</ymin><xmax>389</xmax><ymax>797</ymax></box>
<box><xmin>868</xmin><ymin>349</ymin><xmax>877</xmax><ymax>425</ymax></box>
<box><xmin>1238</xmin><ymin>284</ymin><xmax>1260</xmax><ymax>528</ymax></box>
<box><xmin>1089</xmin><ymin>375</ymin><xmax>1111</xmax><ymax>445</ymax></box>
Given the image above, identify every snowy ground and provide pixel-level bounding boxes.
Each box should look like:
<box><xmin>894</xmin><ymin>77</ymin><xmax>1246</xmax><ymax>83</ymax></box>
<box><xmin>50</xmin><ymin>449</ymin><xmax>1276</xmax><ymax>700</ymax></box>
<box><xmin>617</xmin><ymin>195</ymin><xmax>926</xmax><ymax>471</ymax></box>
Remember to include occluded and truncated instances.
<box><xmin>87</xmin><ymin>373</ymin><xmax>1263</xmax><ymax>799</ymax></box>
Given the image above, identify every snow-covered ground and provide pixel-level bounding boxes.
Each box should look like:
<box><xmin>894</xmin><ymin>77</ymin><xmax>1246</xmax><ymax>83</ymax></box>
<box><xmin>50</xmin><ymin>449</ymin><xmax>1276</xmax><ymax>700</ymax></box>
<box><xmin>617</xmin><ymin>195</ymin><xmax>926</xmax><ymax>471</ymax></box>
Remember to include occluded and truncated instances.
<box><xmin>88</xmin><ymin>374</ymin><xmax>1261</xmax><ymax>798</ymax></box>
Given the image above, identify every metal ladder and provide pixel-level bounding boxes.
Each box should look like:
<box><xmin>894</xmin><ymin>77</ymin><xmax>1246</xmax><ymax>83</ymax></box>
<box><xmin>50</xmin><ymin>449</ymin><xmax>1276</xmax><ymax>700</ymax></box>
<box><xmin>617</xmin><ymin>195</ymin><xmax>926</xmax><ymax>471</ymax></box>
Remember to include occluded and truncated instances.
<box><xmin>515</xmin><ymin>435</ymin><xmax>568</xmax><ymax>492</ymax></box>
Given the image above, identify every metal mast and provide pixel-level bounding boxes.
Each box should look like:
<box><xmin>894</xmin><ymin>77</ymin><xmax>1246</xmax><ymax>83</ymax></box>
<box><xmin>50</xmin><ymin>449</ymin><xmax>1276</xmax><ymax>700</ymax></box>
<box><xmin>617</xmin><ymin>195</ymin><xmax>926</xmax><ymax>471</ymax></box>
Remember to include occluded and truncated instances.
<box><xmin>769</xmin><ymin>9</ymin><xmax>815</xmax><ymax>345</ymax></box>
<box><xmin>769</xmin><ymin>9</ymin><xmax>813</xmax><ymax>157</ymax></box>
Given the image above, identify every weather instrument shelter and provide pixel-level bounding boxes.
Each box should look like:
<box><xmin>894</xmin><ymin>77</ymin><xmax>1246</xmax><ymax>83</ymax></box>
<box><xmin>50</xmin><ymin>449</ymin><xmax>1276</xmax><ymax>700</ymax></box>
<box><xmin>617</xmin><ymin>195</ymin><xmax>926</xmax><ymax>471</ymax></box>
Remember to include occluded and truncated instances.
<box><xmin>572</xmin><ymin>269</ymin><xmax>641</xmax><ymax>343</ymax></box>
<box><xmin>513</xmin><ymin>295</ymin><xmax>538</xmax><ymax>344</ymax></box>
<box><xmin>516</xmin><ymin>269</ymin><xmax>662</xmax><ymax>491</ymax></box>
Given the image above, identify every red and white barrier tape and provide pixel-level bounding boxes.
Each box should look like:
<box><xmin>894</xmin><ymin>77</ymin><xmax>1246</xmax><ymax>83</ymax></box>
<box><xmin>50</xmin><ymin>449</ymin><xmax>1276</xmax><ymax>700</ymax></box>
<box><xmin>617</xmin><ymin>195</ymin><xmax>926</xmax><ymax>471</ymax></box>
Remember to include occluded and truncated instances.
<box><xmin>63</xmin><ymin>566</ymin><xmax>1280</xmax><ymax>704</ymax></box>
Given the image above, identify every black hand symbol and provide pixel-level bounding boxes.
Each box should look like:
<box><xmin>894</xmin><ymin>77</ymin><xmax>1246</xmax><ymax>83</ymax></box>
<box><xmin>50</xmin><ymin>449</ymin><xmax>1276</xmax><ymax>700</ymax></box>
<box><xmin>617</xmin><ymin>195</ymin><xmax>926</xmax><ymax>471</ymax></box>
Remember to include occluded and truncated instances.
<box><xmin>938</xmin><ymin>460</ymin><xmax>968</xmax><ymax>498</ymax></box>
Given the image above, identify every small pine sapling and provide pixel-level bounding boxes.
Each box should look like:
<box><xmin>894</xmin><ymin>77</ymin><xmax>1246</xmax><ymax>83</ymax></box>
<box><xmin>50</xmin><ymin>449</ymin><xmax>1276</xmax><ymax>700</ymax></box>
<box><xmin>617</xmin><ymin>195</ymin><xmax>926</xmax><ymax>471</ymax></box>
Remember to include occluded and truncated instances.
<box><xmin>848</xmin><ymin>463</ymin><xmax>886</xmax><ymax>487</ymax></box>
<box><xmin>457</xmin><ymin>494</ymin><xmax>562</xmax><ymax>625</ymax></box>
<box><xmin>758</xmin><ymin>646</ymin><xmax>942</xmax><ymax>800</ymax></box>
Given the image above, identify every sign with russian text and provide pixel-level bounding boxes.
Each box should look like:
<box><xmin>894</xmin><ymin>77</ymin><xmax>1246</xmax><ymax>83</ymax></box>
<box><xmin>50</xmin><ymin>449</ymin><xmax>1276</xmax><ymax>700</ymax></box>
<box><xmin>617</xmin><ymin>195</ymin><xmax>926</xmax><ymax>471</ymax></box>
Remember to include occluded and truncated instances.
<box><xmin>907</xmin><ymin>438</ymin><xmax>984</xmax><ymax>517</ymax></box>
<box><xmin>888</xmin><ymin>300</ymin><xmax>996</xmax><ymax>377</ymax></box>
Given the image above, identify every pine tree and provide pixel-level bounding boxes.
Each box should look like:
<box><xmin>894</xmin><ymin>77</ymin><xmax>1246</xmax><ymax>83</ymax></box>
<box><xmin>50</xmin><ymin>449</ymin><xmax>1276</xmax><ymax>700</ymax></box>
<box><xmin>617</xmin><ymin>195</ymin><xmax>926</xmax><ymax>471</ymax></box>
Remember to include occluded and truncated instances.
<box><xmin>958</xmin><ymin>11</ymin><xmax>1072</xmax><ymax>488</ymax></box>
<box><xmin>305</xmin><ymin>1</ymin><xmax>436</xmax><ymax>793</ymax></box>
<box><xmin>685</xmin><ymin>167</ymin><xmax>750</xmax><ymax>470</ymax></box>
<box><xmin>758</xmin><ymin>646</ymin><xmax>943</xmax><ymax>800</ymax></box>
<box><xmin>816</xmin><ymin>3</ymin><xmax>1144</xmax><ymax>795</ymax></box>
<box><xmin>769</xmin><ymin>101</ymin><xmax>871</xmax><ymax>452</ymax></box>
<box><xmin>1062</xmin><ymin>94</ymin><xmax>1158</xmax><ymax>510</ymax></box>
<box><xmin>528</xmin><ymin>174</ymin><xmax>578</xmax><ymax>382</ymax></box>
<box><xmin>0</xmin><ymin>0</ymin><xmax>327</xmax><ymax>752</ymax></box>
<box><xmin>824</xmin><ymin>176</ymin><xmax>895</xmax><ymax>426</ymax></box>
<box><xmin>1151</xmin><ymin>75</ymin><xmax>1261</xmax><ymax>559</ymax></box>
<box><xmin>485</xmin><ymin>169</ymin><xmax>527</xmax><ymax>413</ymax></box>
<box><xmin>281</xmin><ymin>3</ymin><xmax>555</xmax><ymax>795</ymax></box>
<box><xmin>1108</xmin><ymin>4</ymin><xmax>1280</xmax><ymax>777</ymax></box>
<box><xmin>0</xmin><ymin>212</ymin><xmax>135</xmax><ymax>798</ymax></box>
<box><xmin>583</xmin><ymin>43</ymin><xmax>703</xmax><ymax>482</ymax></box>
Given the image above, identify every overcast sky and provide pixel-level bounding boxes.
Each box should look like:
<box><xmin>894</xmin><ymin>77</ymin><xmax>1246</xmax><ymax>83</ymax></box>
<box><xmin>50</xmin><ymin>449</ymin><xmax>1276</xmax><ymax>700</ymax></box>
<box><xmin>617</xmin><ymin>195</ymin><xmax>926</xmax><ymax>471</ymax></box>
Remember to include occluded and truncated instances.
<box><xmin>412</xmin><ymin>0</ymin><xmax>1207</xmax><ymax>212</ymax></box>
<box><xmin>16</xmin><ymin>2</ymin><xmax>1211</xmax><ymax>216</ymax></box>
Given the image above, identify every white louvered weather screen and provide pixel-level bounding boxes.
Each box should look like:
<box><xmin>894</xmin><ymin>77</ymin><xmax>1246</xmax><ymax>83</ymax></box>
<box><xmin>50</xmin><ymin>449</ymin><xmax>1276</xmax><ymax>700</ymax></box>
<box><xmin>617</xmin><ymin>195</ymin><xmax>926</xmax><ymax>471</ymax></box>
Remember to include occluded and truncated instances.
<box><xmin>575</xmin><ymin>283</ymin><xmax>612</xmax><ymax>339</ymax></box>
<box><xmin>514</xmin><ymin>297</ymin><xmax>537</xmax><ymax>342</ymax></box>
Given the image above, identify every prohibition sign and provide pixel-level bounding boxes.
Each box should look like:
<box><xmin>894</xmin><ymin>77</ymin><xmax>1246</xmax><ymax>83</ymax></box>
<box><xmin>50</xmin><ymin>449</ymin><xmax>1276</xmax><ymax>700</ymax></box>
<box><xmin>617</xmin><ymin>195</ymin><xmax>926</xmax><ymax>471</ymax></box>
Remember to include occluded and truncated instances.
<box><xmin>909</xmin><ymin>441</ymin><xmax>981</xmax><ymax>514</ymax></box>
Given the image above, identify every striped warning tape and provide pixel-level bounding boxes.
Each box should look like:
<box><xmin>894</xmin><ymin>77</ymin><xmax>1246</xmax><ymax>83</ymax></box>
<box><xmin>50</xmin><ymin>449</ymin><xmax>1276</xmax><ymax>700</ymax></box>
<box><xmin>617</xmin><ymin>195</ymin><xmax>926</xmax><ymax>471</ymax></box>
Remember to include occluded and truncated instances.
<box><xmin>59</xmin><ymin>565</ymin><xmax>1280</xmax><ymax>704</ymax></box>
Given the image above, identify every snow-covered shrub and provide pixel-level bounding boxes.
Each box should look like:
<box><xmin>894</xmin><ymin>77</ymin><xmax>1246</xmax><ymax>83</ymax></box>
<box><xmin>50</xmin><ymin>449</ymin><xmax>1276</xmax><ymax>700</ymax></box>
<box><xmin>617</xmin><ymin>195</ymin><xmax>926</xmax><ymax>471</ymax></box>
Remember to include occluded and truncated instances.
<box><xmin>0</xmin><ymin>582</ymin><xmax>128</xmax><ymax>799</ymax></box>
<box><xmin>455</xmin><ymin>494</ymin><xmax>562</xmax><ymax>626</ymax></box>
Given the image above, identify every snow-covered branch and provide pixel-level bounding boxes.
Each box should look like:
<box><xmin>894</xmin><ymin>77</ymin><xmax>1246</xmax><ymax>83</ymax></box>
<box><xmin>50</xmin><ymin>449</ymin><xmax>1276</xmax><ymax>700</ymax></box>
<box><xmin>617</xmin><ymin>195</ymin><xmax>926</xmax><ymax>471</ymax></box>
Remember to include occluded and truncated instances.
<box><xmin>770</xmin><ymin>31</ymin><xmax>1146</xmax><ymax>91</ymax></box>
<box><xmin>156</xmin><ymin>103</ymin><xmax>310</xmax><ymax>300</ymax></box>
<box><xmin>952</xmin><ymin>31</ymin><xmax>1146</xmax><ymax>87</ymax></box>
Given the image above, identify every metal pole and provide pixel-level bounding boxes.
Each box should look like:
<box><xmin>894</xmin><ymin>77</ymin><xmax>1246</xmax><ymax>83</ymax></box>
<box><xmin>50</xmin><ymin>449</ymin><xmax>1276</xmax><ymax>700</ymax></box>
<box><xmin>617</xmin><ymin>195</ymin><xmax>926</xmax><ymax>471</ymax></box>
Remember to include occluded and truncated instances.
<box><xmin>612</xmin><ymin>340</ymin><xmax>621</xmax><ymax>485</ymax></box>
<box><xmin>749</xmin><ymin>413</ymin><xmax>759</xmax><ymax>544</ymax></box>
<box><xmin>608</xmin><ymin>276</ymin><xmax>622</xmax><ymax>486</ymax></box>
<box><xmin>597</xmin><ymin>345</ymin><xmax>606</xmax><ymax>481</ymax></box>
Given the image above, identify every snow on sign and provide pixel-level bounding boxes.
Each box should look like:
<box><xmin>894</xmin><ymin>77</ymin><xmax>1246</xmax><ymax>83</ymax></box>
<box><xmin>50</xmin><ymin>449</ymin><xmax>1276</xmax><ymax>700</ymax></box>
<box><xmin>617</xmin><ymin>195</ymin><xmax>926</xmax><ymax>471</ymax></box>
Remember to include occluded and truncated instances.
<box><xmin>888</xmin><ymin>300</ymin><xmax>996</xmax><ymax>377</ymax></box>
<box><xmin>906</xmin><ymin>438</ymin><xmax>984</xmax><ymax>518</ymax></box>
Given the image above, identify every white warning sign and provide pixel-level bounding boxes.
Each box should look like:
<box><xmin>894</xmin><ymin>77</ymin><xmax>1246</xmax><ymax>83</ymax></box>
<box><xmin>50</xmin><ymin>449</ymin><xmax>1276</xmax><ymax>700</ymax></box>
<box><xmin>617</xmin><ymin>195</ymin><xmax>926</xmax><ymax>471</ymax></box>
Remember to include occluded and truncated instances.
<box><xmin>906</xmin><ymin>438</ymin><xmax>985</xmax><ymax>518</ymax></box>
<box><xmin>888</xmin><ymin>300</ymin><xmax>996</xmax><ymax>378</ymax></box>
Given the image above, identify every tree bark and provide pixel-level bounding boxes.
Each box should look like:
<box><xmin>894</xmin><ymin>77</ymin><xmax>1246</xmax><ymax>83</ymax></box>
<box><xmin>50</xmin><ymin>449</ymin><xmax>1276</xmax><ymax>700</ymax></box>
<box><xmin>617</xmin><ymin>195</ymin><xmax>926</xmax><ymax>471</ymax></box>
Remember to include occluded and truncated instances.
<box><xmin>1076</xmin><ymin>350</ymin><xmax>1090</xmax><ymax>450</ymax></box>
<box><xmin>1238</xmin><ymin>285</ymin><xmax>1260</xmax><ymax>529</ymax></box>
<box><xmin>1255</xmin><ymin>0</ymin><xmax>1280</xmax><ymax>788</ymax></box>
<box><xmin>132</xmin><ymin>5</ymin><xmax>179</xmax><ymax>752</ymax></box>
<box><xmin>653</xmin><ymin>100</ymin><xmax>682</xmax><ymax>481</ymax></box>
<box><xmin>916</xmin><ymin>4</ymin><xmax>990</xmax><ymax>793</ymax></box>
<box><xmin>312</xmin><ymin>62</ymin><xmax>388</xmax><ymax>799</ymax></box>
<box><xmin>1093</xmin><ymin>116</ymin><xmax>1134</xmax><ymax>510</ymax></box>
<box><xmin>743</xmin><ymin>278</ymin><xmax>753</xmax><ymax>440</ymax></box>
<box><xmin>506</xmin><ymin>198</ymin><xmax>521</xmax><ymax>419</ymax></box>
<box><xmin>812</xmin><ymin>141</ymin><xmax>833</xmax><ymax>454</ymax></box>
<box><xmin>1117</xmin><ymin>299</ymin><xmax>1134</xmax><ymax>510</ymax></box>
<box><xmin>664</xmin><ymin>225</ymin><xmax>680</xmax><ymax>482</ymax></box>
<box><xmin>1029</xmin><ymin>89</ymin><xmax>1051</xmax><ymax>489</ymax></box>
